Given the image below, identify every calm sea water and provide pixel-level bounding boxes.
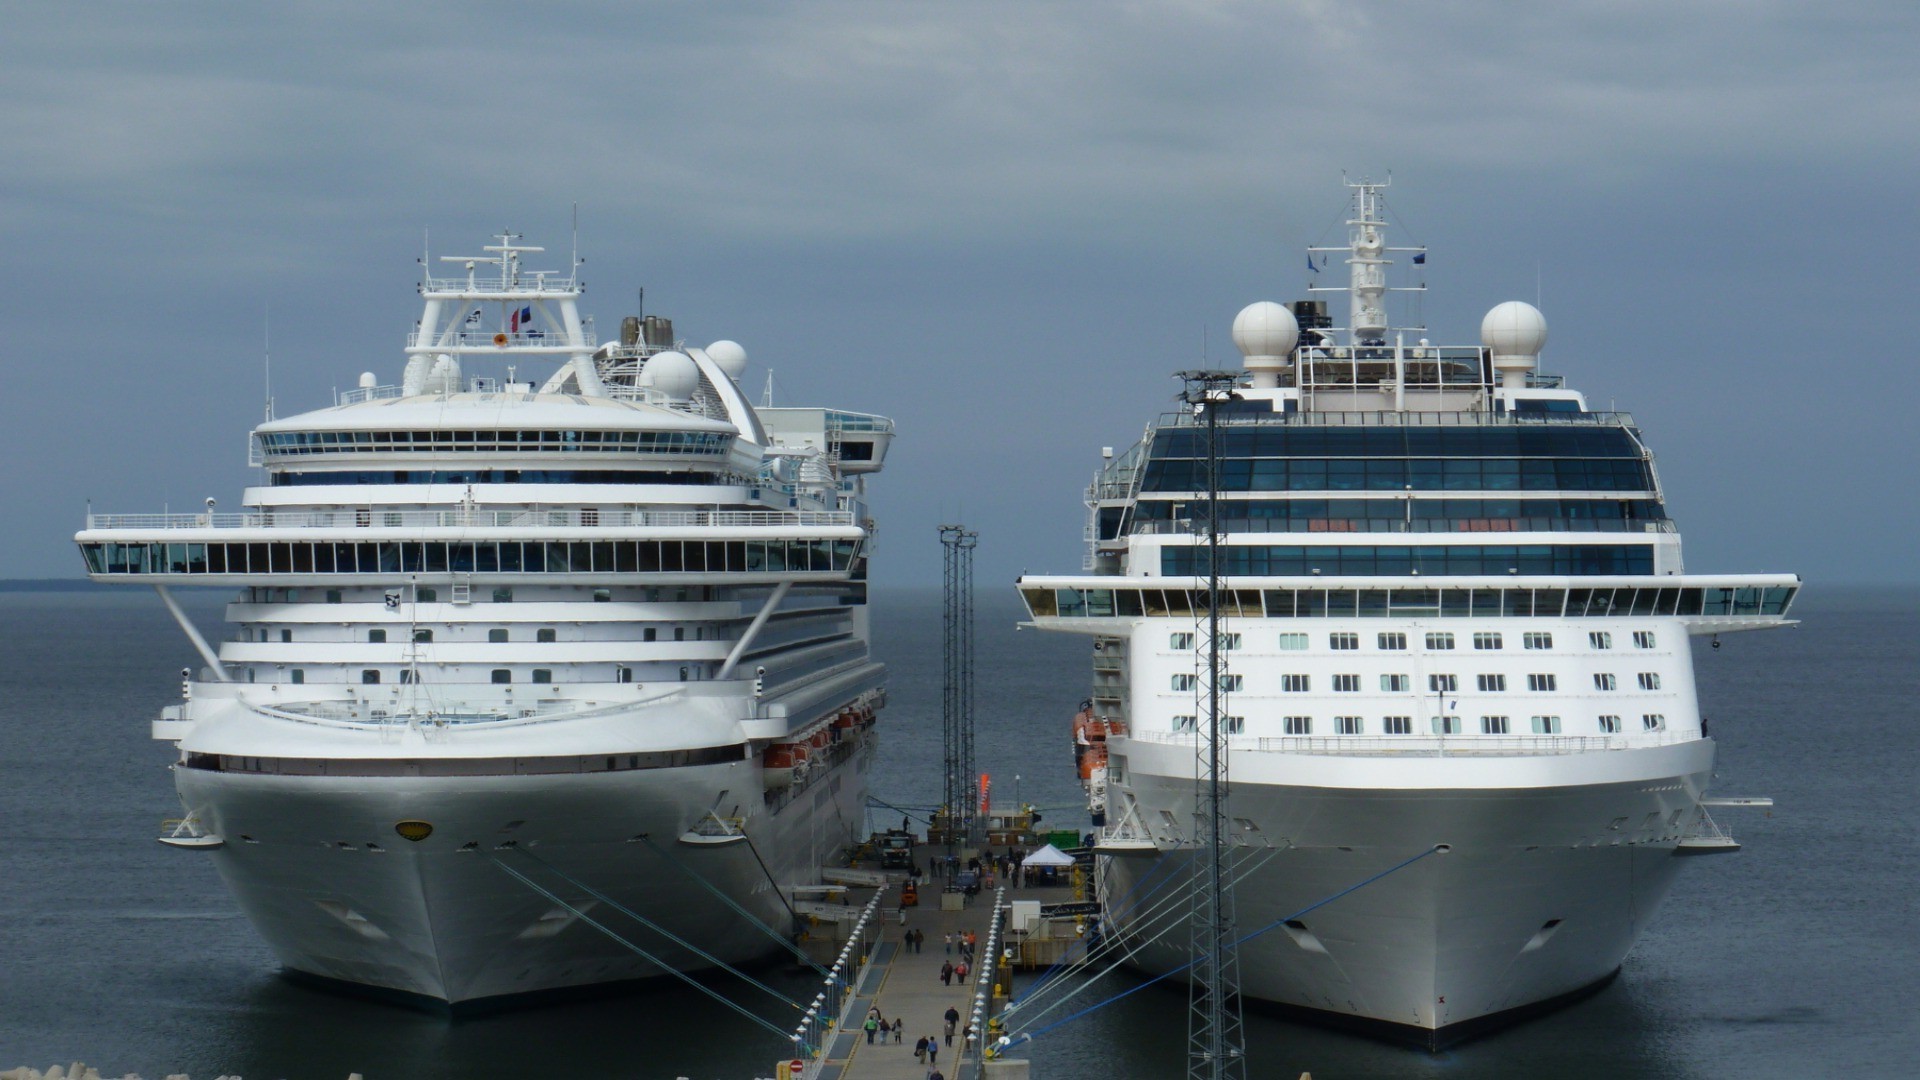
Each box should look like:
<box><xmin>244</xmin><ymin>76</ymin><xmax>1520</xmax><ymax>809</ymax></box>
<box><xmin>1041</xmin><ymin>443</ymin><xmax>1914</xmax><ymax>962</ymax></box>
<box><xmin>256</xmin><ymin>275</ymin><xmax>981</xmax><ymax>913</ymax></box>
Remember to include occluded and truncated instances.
<box><xmin>1</xmin><ymin>584</ymin><xmax>1915</xmax><ymax>1078</ymax></box>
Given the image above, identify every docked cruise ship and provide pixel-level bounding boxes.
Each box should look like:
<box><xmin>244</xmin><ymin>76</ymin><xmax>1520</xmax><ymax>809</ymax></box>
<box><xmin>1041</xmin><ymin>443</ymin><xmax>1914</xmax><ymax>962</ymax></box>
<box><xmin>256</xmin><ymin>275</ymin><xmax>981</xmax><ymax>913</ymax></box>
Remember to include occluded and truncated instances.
<box><xmin>75</xmin><ymin>235</ymin><xmax>893</xmax><ymax>1007</ymax></box>
<box><xmin>1015</xmin><ymin>182</ymin><xmax>1794</xmax><ymax>1046</ymax></box>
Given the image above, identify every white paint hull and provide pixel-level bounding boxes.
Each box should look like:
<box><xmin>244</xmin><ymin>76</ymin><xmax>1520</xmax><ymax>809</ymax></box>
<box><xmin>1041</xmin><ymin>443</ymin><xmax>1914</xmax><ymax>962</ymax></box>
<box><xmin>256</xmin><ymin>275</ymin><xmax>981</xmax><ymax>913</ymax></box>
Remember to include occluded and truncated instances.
<box><xmin>176</xmin><ymin>737</ymin><xmax>873</xmax><ymax>1005</ymax></box>
<box><xmin>1100</xmin><ymin>736</ymin><xmax>1714</xmax><ymax>1043</ymax></box>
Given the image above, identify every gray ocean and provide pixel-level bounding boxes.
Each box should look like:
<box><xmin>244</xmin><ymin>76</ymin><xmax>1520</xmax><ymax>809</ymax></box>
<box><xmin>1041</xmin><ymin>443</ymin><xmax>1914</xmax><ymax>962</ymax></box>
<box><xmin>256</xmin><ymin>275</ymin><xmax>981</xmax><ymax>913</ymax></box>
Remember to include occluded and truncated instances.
<box><xmin>1</xmin><ymin>584</ymin><xmax>1915</xmax><ymax>1079</ymax></box>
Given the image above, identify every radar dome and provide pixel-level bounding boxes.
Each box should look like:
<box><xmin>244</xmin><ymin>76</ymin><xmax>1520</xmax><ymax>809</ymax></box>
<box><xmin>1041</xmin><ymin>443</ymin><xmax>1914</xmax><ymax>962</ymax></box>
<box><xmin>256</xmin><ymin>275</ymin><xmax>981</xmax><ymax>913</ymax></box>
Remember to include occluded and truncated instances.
<box><xmin>1481</xmin><ymin>301</ymin><xmax>1548</xmax><ymax>388</ymax></box>
<box><xmin>1232</xmin><ymin>301</ymin><xmax>1298</xmax><ymax>388</ymax></box>
<box><xmin>706</xmin><ymin>339</ymin><xmax>748</xmax><ymax>380</ymax></box>
<box><xmin>645</xmin><ymin>351</ymin><xmax>702</xmax><ymax>401</ymax></box>
<box><xmin>1481</xmin><ymin>301</ymin><xmax>1548</xmax><ymax>358</ymax></box>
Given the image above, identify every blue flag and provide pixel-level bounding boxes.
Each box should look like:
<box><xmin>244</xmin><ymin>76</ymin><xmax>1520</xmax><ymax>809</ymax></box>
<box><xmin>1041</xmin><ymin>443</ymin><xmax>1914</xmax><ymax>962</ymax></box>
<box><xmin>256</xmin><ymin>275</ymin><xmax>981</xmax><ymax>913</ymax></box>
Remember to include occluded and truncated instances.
<box><xmin>1307</xmin><ymin>254</ymin><xmax>1318</xmax><ymax>273</ymax></box>
<box><xmin>1413</xmin><ymin>252</ymin><xmax>1426</xmax><ymax>265</ymax></box>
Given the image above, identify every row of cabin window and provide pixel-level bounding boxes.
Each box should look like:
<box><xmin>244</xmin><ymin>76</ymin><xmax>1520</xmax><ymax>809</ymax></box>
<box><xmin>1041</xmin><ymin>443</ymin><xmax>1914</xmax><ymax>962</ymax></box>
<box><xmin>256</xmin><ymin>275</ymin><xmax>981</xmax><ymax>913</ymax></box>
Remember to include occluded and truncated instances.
<box><xmin>1034</xmin><ymin>584</ymin><xmax>1796</xmax><ymax>620</ymax></box>
<box><xmin>272</xmin><ymin>666</ymin><xmax>703</xmax><ymax>685</ymax></box>
<box><xmin>1146</xmin><ymin>425</ymin><xmax>1643</xmax><ymax>461</ymax></box>
<box><xmin>1173</xmin><ymin>714</ymin><xmax>1665</xmax><ymax>735</ymax></box>
<box><xmin>1172</xmin><ymin>672</ymin><xmax>1662</xmax><ymax>692</ymax></box>
<box><xmin>1160</xmin><ymin>544</ymin><xmax>1656</xmax><ymax>578</ymax></box>
<box><xmin>1140</xmin><ymin>456</ymin><xmax>1654</xmax><ymax>494</ymax></box>
<box><xmin>84</xmin><ymin>538</ymin><xmax>856</xmax><ymax>576</ymax></box>
<box><xmin>258</xmin><ymin>429</ymin><xmax>734</xmax><ymax>454</ymax></box>
<box><xmin>1174</xmin><ymin>630</ymin><xmax>1656</xmax><ymax>651</ymax></box>
<box><xmin>261</xmin><ymin>626</ymin><xmax>706</xmax><ymax>643</ymax></box>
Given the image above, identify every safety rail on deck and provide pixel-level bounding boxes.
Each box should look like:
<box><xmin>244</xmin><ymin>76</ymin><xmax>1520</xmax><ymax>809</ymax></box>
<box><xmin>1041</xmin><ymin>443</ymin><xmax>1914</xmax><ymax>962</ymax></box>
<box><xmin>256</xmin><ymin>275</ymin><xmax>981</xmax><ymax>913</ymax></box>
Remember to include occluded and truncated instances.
<box><xmin>1153</xmin><ymin>408</ymin><xmax>1637</xmax><ymax>429</ymax></box>
<box><xmin>406</xmin><ymin>329</ymin><xmax>595</xmax><ymax>350</ymax></box>
<box><xmin>1124</xmin><ymin>517</ymin><xmax>1678</xmax><ymax>537</ymax></box>
<box><xmin>85</xmin><ymin>509</ymin><xmax>858</xmax><ymax>531</ymax></box>
<box><xmin>1125</xmin><ymin>728</ymin><xmax>1694</xmax><ymax>756</ymax></box>
<box><xmin>418</xmin><ymin>274</ymin><xmax>579</xmax><ymax>294</ymax></box>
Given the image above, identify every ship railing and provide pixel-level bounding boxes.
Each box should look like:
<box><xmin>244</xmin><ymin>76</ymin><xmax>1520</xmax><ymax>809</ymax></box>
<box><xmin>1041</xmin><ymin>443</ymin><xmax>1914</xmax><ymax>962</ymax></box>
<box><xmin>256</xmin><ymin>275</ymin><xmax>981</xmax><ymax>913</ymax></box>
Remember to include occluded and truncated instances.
<box><xmin>339</xmin><ymin>384</ymin><xmax>407</xmax><ymax>405</ymax></box>
<box><xmin>85</xmin><ymin>508</ymin><xmax>858</xmax><ymax>530</ymax></box>
<box><xmin>418</xmin><ymin>273</ymin><xmax>580</xmax><ymax>294</ymax></box>
<box><xmin>1152</xmin><ymin>409</ymin><xmax>1636</xmax><ymax>430</ymax></box>
<box><xmin>406</xmin><ymin>329</ymin><xmax>596</xmax><ymax>350</ymax></box>
<box><xmin>1129</xmin><ymin>517</ymin><xmax>1679</xmax><ymax>537</ymax></box>
<box><xmin>1128</xmin><ymin>728</ymin><xmax>1692</xmax><ymax>756</ymax></box>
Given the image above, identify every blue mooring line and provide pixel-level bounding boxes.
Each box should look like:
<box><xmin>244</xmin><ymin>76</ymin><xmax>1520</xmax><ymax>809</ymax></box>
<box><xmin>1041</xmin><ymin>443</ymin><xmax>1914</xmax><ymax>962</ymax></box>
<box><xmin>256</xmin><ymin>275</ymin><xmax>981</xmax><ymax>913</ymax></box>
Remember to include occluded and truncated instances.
<box><xmin>996</xmin><ymin>843</ymin><xmax>1446</xmax><ymax>1053</ymax></box>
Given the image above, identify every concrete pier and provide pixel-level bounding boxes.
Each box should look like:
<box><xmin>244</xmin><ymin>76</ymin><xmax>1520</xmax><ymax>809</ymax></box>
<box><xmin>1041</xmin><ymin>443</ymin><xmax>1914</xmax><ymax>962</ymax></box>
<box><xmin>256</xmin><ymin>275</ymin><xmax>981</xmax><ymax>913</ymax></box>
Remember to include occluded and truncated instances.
<box><xmin>820</xmin><ymin>882</ymin><xmax>1071</xmax><ymax>1080</ymax></box>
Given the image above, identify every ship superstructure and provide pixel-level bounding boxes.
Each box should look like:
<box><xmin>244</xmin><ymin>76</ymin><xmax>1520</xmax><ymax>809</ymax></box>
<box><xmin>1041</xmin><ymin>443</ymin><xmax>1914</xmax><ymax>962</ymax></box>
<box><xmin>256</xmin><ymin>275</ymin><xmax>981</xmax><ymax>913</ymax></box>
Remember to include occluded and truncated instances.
<box><xmin>76</xmin><ymin>235</ymin><xmax>894</xmax><ymax>1006</ymax></box>
<box><xmin>1015</xmin><ymin>183</ymin><xmax>1793</xmax><ymax>1046</ymax></box>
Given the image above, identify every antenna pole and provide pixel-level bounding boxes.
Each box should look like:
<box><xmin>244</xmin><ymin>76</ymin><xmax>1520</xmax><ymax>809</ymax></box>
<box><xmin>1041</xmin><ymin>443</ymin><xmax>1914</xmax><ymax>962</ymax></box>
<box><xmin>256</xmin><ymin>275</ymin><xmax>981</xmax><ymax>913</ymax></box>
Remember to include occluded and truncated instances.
<box><xmin>263</xmin><ymin>301</ymin><xmax>273</xmax><ymax>421</ymax></box>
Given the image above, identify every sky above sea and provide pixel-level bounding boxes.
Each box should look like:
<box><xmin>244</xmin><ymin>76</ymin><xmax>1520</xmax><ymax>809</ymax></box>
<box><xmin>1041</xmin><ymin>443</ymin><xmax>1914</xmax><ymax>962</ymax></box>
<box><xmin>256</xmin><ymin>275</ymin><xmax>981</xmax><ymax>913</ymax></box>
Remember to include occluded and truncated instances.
<box><xmin>3</xmin><ymin>2</ymin><xmax>1915</xmax><ymax>588</ymax></box>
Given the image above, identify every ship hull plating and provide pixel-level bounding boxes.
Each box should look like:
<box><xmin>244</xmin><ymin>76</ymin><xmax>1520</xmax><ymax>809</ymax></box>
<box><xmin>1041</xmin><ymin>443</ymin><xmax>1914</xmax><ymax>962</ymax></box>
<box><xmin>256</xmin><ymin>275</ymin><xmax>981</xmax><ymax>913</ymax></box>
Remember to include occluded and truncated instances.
<box><xmin>176</xmin><ymin>740</ymin><xmax>872</xmax><ymax>1005</ymax></box>
<box><xmin>1101</xmin><ymin>737</ymin><xmax>1711</xmax><ymax>1045</ymax></box>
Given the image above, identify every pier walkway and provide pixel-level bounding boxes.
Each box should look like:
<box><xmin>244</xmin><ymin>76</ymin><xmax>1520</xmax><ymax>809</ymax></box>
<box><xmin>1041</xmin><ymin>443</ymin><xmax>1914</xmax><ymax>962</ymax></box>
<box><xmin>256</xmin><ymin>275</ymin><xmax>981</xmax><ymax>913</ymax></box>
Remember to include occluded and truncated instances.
<box><xmin>818</xmin><ymin>883</ymin><xmax>1067</xmax><ymax>1080</ymax></box>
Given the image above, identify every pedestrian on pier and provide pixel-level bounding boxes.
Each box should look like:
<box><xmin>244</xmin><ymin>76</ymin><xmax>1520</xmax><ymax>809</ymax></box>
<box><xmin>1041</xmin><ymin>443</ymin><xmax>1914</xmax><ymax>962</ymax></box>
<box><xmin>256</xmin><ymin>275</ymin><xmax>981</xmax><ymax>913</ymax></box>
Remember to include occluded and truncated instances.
<box><xmin>940</xmin><ymin>960</ymin><xmax>953</xmax><ymax>985</ymax></box>
<box><xmin>914</xmin><ymin>1035</ymin><xmax>929</xmax><ymax>1063</ymax></box>
<box><xmin>956</xmin><ymin>960</ymin><xmax>969</xmax><ymax>982</ymax></box>
<box><xmin>943</xmin><ymin>930</ymin><xmax>953</xmax><ymax>954</ymax></box>
<box><xmin>894</xmin><ymin>1020</ymin><xmax>904</xmax><ymax>1044</ymax></box>
<box><xmin>864</xmin><ymin>1014</ymin><xmax>879</xmax><ymax>1044</ymax></box>
<box><xmin>927</xmin><ymin>1037</ymin><xmax>939</xmax><ymax>1068</ymax></box>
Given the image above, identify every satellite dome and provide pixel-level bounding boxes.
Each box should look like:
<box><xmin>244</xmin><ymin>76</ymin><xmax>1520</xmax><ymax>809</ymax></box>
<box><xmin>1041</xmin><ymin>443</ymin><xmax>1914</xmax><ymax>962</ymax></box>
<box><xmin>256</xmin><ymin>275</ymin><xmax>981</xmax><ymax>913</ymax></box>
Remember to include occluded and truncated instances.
<box><xmin>706</xmin><ymin>339</ymin><xmax>748</xmax><ymax>380</ymax></box>
<box><xmin>1232</xmin><ymin>302</ymin><xmax>1298</xmax><ymax>388</ymax></box>
<box><xmin>1482</xmin><ymin>301</ymin><xmax>1548</xmax><ymax>388</ymax></box>
<box><xmin>645</xmin><ymin>351</ymin><xmax>701</xmax><ymax>401</ymax></box>
<box><xmin>1481</xmin><ymin>301</ymin><xmax>1548</xmax><ymax>359</ymax></box>
<box><xmin>1233</xmin><ymin>301</ymin><xmax>1299</xmax><ymax>360</ymax></box>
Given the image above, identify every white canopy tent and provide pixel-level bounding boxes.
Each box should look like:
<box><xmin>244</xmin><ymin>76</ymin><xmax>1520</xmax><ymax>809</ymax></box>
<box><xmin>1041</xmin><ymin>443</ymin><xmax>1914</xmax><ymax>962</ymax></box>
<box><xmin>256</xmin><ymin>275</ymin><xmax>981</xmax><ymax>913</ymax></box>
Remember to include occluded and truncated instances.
<box><xmin>1021</xmin><ymin>844</ymin><xmax>1075</xmax><ymax>867</ymax></box>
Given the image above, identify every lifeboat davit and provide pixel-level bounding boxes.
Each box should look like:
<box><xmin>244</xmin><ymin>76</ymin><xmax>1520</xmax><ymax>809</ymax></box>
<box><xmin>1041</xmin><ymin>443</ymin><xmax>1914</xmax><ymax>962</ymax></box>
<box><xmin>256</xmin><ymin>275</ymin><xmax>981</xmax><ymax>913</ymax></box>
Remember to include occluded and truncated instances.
<box><xmin>762</xmin><ymin>742</ymin><xmax>809</xmax><ymax>789</ymax></box>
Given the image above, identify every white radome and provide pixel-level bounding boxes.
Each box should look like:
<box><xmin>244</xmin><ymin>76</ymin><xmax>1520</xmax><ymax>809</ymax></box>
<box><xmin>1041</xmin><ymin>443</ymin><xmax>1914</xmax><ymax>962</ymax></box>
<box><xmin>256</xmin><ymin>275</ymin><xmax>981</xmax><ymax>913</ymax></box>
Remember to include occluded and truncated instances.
<box><xmin>706</xmin><ymin>340</ymin><xmax>748</xmax><ymax>380</ymax></box>
<box><xmin>645</xmin><ymin>350</ymin><xmax>702</xmax><ymax>400</ymax></box>
<box><xmin>1232</xmin><ymin>301</ymin><xmax>1299</xmax><ymax>361</ymax></box>
<box><xmin>1481</xmin><ymin>300</ymin><xmax>1548</xmax><ymax>359</ymax></box>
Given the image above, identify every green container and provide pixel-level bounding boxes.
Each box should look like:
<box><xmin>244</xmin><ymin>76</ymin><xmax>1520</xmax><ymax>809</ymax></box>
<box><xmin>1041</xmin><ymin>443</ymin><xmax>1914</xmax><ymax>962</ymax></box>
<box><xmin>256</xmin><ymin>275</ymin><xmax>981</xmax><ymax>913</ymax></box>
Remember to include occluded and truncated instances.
<box><xmin>1046</xmin><ymin>829</ymin><xmax>1081</xmax><ymax>850</ymax></box>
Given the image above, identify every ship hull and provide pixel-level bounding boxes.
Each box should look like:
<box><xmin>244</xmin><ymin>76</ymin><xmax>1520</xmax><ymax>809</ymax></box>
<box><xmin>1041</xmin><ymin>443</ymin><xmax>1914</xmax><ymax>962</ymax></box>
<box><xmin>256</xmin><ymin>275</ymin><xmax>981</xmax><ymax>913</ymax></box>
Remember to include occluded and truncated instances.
<box><xmin>1100</xmin><ymin>736</ymin><xmax>1713</xmax><ymax>1046</ymax></box>
<box><xmin>175</xmin><ymin>736</ymin><xmax>873</xmax><ymax>1005</ymax></box>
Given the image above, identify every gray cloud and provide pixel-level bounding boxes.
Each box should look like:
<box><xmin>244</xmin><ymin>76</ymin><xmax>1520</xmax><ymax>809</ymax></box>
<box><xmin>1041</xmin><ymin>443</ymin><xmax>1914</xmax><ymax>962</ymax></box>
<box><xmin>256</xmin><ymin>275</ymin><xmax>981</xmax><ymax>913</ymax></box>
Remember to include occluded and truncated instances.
<box><xmin>2</xmin><ymin>1</ymin><xmax>1915</xmax><ymax>587</ymax></box>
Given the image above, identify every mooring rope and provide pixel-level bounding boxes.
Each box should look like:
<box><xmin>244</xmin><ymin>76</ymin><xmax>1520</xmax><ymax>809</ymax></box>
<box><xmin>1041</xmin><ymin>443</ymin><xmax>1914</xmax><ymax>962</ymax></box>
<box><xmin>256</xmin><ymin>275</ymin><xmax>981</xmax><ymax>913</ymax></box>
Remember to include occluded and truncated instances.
<box><xmin>993</xmin><ymin>843</ymin><xmax>1447</xmax><ymax>1053</ymax></box>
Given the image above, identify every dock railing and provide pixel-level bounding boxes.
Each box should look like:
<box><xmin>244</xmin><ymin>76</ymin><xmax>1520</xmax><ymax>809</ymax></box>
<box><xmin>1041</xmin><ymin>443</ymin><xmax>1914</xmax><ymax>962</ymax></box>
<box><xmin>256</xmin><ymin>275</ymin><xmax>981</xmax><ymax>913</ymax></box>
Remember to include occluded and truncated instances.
<box><xmin>796</xmin><ymin>886</ymin><xmax>887</xmax><ymax>1080</ymax></box>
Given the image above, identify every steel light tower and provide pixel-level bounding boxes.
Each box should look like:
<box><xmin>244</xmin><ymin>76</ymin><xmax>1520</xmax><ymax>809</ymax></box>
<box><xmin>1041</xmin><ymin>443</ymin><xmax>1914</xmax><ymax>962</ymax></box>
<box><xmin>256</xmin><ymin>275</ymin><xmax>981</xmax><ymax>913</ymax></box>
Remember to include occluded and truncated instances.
<box><xmin>1179</xmin><ymin>371</ymin><xmax>1246</xmax><ymax>1080</ymax></box>
<box><xmin>940</xmin><ymin>524</ymin><xmax>980</xmax><ymax>868</ymax></box>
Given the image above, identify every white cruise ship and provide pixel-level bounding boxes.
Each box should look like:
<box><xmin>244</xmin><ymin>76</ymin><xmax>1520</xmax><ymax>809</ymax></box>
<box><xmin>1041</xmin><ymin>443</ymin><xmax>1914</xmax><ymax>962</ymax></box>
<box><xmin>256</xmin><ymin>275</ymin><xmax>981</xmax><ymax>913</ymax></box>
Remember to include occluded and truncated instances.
<box><xmin>76</xmin><ymin>235</ymin><xmax>893</xmax><ymax>1008</ymax></box>
<box><xmin>1015</xmin><ymin>182</ymin><xmax>1795</xmax><ymax>1047</ymax></box>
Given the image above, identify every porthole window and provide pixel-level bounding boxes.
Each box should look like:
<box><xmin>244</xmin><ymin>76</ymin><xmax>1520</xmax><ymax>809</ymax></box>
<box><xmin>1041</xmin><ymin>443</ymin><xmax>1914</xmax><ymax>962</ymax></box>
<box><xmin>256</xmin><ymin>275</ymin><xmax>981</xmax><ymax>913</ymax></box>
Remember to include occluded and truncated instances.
<box><xmin>1589</xmin><ymin>631</ymin><xmax>1613</xmax><ymax>649</ymax></box>
<box><xmin>1431</xmin><ymin>716</ymin><xmax>1462</xmax><ymax>735</ymax></box>
<box><xmin>1594</xmin><ymin>673</ymin><xmax>1617</xmax><ymax>691</ymax></box>
<box><xmin>1598</xmin><ymin>714</ymin><xmax>1622</xmax><ymax>733</ymax></box>
<box><xmin>1528</xmin><ymin>673</ymin><xmax>1558</xmax><ymax>692</ymax></box>
<box><xmin>1633</xmin><ymin>630</ymin><xmax>1657</xmax><ymax>649</ymax></box>
<box><xmin>1476</xmin><ymin>674</ymin><xmax>1507</xmax><ymax>692</ymax></box>
<box><xmin>1381</xmin><ymin>674</ymin><xmax>1410</xmax><ymax>692</ymax></box>
<box><xmin>1638</xmin><ymin>672</ymin><xmax>1662</xmax><ymax>690</ymax></box>
<box><xmin>1426</xmin><ymin>632</ymin><xmax>1455</xmax><ymax>650</ymax></box>
<box><xmin>1335</xmin><ymin>716</ymin><xmax>1363</xmax><ymax>735</ymax></box>
<box><xmin>489</xmin><ymin>628</ymin><xmax>508</xmax><ymax>643</ymax></box>
<box><xmin>1278</xmin><ymin>633</ymin><xmax>1309</xmax><ymax>651</ymax></box>
<box><xmin>1480</xmin><ymin>715</ymin><xmax>1510</xmax><ymax>735</ymax></box>
<box><xmin>1428</xmin><ymin>673</ymin><xmax>1458</xmax><ymax>693</ymax></box>
<box><xmin>368</xmin><ymin>629</ymin><xmax>387</xmax><ymax>644</ymax></box>
<box><xmin>1333</xmin><ymin>674</ymin><xmax>1361</xmax><ymax>692</ymax></box>
<box><xmin>532</xmin><ymin>669</ymin><xmax>553</xmax><ymax>684</ymax></box>
<box><xmin>1523</xmin><ymin>632</ymin><xmax>1553</xmax><ymax>650</ymax></box>
<box><xmin>1531</xmin><ymin>715</ymin><xmax>1561</xmax><ymax>734</ymax></box>
<box><xmin>491</xmin><ymin>669</ymin><xmax>512</xmax><ymax>684</ymax></box>
<box><xmin>1170</xmin><ymin>632</ymin><xmax>1194</xmax><ymax>649</ymax></box>
<box><xmin>1284</xmin><ymin>716</ymin><xmax>1312</xmax><ymax>735</ymax></box>
<box><xmin>361</xmin><ymin>670</ymin><xmax>381</xmax><ymax>684</ymax></box>
<box><xmin>1473</xmin><ymin>632</ymin><xmax>1503</xmax><ymax>650</ymax></box>
<box><xmin>1329</xmin><ymin>632</ymin><xmax>1359</xmax><ymax>651</ymax></box>
<box><xmin>1377</xmin><ymin>632</ymin><xmax>1407</xmax><ymax>650</ymax></box>
<box><xmin>537</xmin><ymin>628</ymin><xmax>557</xmax><ymax>643</ymax></box>
<box><xmin>1383</xmin><ymin>715</ymin><xmax>1412</xmax><ymax>735</ymax></box>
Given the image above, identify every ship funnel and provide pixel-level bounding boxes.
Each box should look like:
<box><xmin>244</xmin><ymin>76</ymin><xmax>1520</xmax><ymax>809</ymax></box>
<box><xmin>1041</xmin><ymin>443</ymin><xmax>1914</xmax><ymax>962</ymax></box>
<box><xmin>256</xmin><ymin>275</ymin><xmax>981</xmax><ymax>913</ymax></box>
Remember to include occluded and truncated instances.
<box><xmin>1232</xmin><ymin>301</ymin><xmax>1299</xmax><ymax>388</ymax></box>
<box><xmin>1481</xmin><ymin>301</ymin><xmax>1548</xmax><ymax>388</ymax></box>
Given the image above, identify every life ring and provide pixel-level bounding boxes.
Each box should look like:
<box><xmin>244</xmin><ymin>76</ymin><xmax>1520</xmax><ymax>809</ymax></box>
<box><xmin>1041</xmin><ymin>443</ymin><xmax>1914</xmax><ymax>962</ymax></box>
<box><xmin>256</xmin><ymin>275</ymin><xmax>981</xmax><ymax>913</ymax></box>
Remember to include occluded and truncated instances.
<box><xmin>492</xmin><ymin>332</ymin><xmax>509</xmax><ymax>347</ymax></box>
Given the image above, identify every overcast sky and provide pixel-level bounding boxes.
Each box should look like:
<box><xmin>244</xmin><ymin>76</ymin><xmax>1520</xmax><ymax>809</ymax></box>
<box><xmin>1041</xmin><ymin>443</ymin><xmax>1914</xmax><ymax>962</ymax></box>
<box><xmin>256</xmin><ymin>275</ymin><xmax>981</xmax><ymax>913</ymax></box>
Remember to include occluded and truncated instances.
<box><xmin>4</xmin><ymin>2</ymin><xmax>1915</xmax><ymax>589</ymax></box>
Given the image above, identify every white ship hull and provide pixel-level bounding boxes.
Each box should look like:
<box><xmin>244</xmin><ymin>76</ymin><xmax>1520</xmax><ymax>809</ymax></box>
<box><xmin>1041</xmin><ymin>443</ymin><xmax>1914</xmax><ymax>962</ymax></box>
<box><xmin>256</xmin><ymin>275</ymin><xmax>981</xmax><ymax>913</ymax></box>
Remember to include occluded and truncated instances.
<box><xmin>1101</xmin><ymin>735</ymin><xmax>1714</xmax><ymax>1046</ymax></box>
<box><xmin>177</xmin><ymin>735</ymin><xmax>873</xmax><ymax>1006</ymax></box>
